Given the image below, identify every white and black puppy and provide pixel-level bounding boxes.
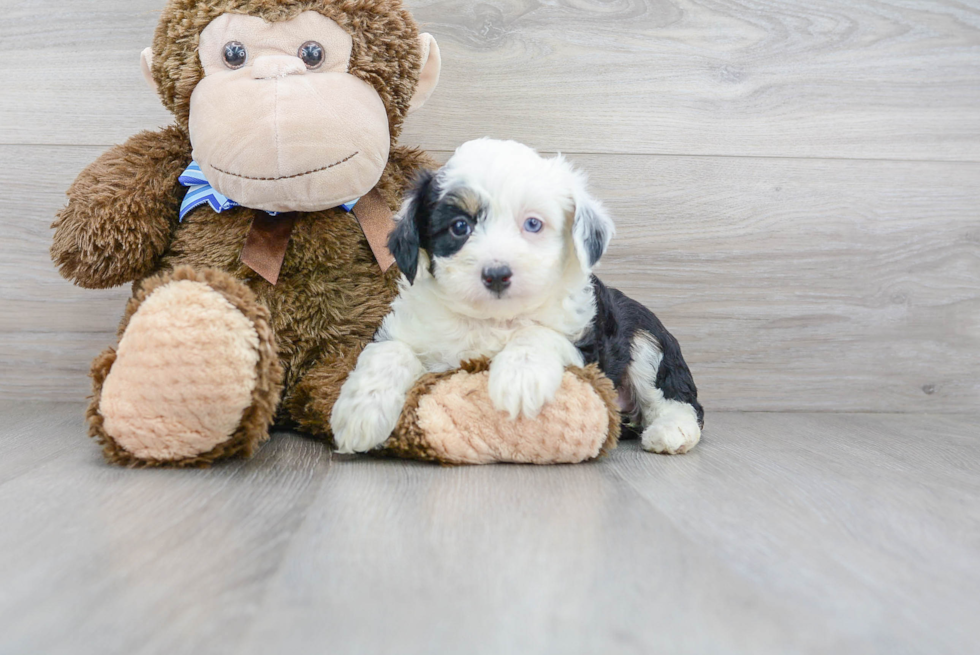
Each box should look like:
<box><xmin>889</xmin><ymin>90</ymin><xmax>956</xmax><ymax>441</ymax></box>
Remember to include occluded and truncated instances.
<box><xmin>330</xmin><ymin>139</ymin><xmax>703</xmax><ymax>455</ymax></box>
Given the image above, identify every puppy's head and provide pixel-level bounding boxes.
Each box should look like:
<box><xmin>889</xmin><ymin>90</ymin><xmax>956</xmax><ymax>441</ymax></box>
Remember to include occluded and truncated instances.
<box><xmin>388</xmin><ymin>138</ymin><xmax>614</xmax><ymax>317</ymax></box>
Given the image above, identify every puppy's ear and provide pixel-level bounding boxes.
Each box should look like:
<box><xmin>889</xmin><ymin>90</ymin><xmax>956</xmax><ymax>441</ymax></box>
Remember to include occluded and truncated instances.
<box><xmin>388</xmin><ymin>169</ymin><xmax>436</xmax><ymax>284</ymax></box>
<box><xmin>570</xmin><ymin>177</ymin><xmax>616</xmax><ymax>272</ymax></box>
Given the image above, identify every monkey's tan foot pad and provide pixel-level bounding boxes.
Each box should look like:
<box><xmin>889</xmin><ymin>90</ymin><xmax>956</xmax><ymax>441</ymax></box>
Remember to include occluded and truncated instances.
<box><xmin>379</xmin><ymin>359</ymin><xmax>622</xmax><ymax>465</ymax></box>
<box><xmin>88</xmin><ymin>267</ymin><xmax>281</xmax><ymax>468</ymax></box>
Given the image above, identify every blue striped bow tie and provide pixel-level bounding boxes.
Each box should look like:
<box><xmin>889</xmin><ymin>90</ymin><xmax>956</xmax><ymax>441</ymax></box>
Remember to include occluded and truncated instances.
<box><xmin>178</xmin><ymin>161</ymin><xmax>358</xmax><ymax>222</ymax></box>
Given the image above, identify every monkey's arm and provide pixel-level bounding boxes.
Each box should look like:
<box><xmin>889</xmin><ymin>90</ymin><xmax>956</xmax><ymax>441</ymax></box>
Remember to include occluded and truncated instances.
<box><xmin>51</xmin><ymin>126</ymin><xmax>191</xmax><ymax>289</ymax></box>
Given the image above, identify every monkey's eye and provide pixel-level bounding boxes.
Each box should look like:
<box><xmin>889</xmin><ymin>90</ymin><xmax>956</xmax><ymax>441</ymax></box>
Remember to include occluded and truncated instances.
<box><xmin>299</xmin><ymin>41</ymin><xmax>325</xmax><ymax>69</ymax></box>
<box><xmin>523</xmin><ymin>217</ymin><xmax>544</xmax><ymax>233</ymax></box>
<box><xmin>450</xmin><ymin>219</ymin><xmax>472</xmax><ymax>238</ymax></box>
<box><xmin>222</xmin><ymin>41</ymin><xmax>247</xmax><ymax>69</ymax></box>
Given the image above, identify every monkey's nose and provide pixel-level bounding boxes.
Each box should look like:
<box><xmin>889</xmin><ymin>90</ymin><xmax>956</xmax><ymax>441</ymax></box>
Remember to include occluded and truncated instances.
<box><xmin>482</xmin><ymin>266</ymin><xmax>513</xmax><ymax>295</ymax></box>
<box><xmin>251</xmin><ymin>56</ymin><xmax>307</xmax><ymax>80</ymax></box>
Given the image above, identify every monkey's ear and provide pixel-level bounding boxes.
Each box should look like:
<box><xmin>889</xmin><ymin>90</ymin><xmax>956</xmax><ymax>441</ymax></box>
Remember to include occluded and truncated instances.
<box><xmin>388</xmin><ymin>169</ymin><xmax>436</xmax><ymax>284</ymax></box>
<box><xmin>570</xmin><ymin>178</ymin><xmax>616</xmax><ymax>272</ymax></box>
<box><xmin>407</xmin><ymin>34</ymin><xmax>441</xmax><ymax>114</ymax></box>
<box><xmin>140</xmin><ymin>48</ymin><xmax>159</xmax><ymax>94</ymax></box>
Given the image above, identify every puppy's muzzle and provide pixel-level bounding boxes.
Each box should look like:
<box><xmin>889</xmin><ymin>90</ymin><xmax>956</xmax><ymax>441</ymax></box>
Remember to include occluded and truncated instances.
<box><xmin>482</xmin><ymin>265</ymin><xmax>512</xmax><ymax>296</ymax></box>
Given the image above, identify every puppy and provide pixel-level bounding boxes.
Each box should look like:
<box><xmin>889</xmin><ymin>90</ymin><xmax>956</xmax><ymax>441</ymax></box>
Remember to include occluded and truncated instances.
<box><xmin>331</xmin><ymin>138</ymin><xmax>703</xmax><ymax>455</ymax></box>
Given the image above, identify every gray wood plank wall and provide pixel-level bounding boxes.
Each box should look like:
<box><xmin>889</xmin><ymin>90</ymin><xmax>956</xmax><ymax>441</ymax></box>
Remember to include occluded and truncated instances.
<box><xmin>1</xmin><ymin>0</ymin><xmax>978</xmax><ymax>412</ymax></box>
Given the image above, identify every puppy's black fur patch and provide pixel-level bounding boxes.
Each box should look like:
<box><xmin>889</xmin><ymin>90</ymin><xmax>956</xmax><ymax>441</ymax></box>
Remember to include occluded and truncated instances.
<box><xmin>388</xmin><ymin>171</ymin><xmax>484</xmax><ymax>284</ymax></box>
<box><xmin>577</xmin><ymin>277</ymin><xmax>705</xmax><ymax>428</ymax></box>
<box><xmin>575</xmin><ymin>205</ymin><xmax>611</xmax><ymax>268</ymax></box>
<box><xmin>388</xmin><ymin>171</ymin><xmax>433</xmax><ymax>284</ymax></box>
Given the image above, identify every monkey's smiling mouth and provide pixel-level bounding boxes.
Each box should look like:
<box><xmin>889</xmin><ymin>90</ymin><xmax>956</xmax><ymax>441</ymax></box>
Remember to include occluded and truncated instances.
<box><xmin>210</xmin><ymin>152</ymin><xmax>359</xmax><ymax>181</ymax></box>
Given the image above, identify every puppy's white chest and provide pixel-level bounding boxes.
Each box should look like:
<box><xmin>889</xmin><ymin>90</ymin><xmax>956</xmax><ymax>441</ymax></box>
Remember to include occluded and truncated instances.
<box><xmin>380</xmin><ymin>271</ymin><xmax>594</xmax><ymax>373</ymax></box>
<box><xmin>422</xmin><ymin>323</ymin><xmax>516</xmax><ymax>371</ymax></box>
<box><xmin>380</xmin><ymin>300</ymin><xmax>534</xmax><ymax>372</ymax></box>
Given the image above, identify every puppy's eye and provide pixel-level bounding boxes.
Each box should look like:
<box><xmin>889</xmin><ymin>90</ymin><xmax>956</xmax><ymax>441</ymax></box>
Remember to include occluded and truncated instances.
<box><xmin>223</xmin><ymin>42</ymin><xmax>247</xmax><ymax>69</ymax></box>
<box><xmin>299</xmin><ymin>41</ymin><xmax>325</xmax><ymax>69</ymax></box>
<box><xmin>450</xmin><ymin>219</ymin><xmax>472</xmax><ymax>238</ymax></box>
<box><xmin>523</xmin><ymin>217</ymin><xmax>544</xmax><ymax>233</ymax></box>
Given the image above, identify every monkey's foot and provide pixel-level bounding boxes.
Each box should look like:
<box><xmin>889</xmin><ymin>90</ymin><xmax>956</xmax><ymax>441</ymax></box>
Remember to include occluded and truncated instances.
<box><xmin>379</xmin><ymin>359</ymin><xmax>622</xmax><ymax>465</ymax></box>
<box><xmin>89</xmin><ymin>267</ymin><xmax>282</xmax><ymax>467</ymax></box>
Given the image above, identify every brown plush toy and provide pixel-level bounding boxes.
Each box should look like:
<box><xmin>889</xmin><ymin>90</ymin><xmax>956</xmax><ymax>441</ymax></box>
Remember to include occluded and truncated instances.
<box><xmin>52</xmin><ymin>0</ymin><xmax>620</xmax><ymax>468</ymax></box>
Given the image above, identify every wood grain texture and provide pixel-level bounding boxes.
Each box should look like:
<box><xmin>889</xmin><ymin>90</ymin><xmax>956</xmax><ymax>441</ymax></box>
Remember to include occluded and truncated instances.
<box><xmin>1</xmin><ymin>0</ymin><xmax>978</xmax><ymax>409</ymax></box>
<box><xmin>4</xmin><ymin>145</ymin><xmax>977</xmax><ymax>412</ymax></box>
<box><xmin>1</xmin><ymin>404</ymin><xmax>978</xmax><ymax>654</ymax></box>
<box><xmin>1</xmin><ymin>0</ymin><xmax>979</xmax><ymax>160</ymax></box>
<box><xmin>0</xmin><ymin>403</ymin><xmax>333</xmax><ymax>655</ymax></box>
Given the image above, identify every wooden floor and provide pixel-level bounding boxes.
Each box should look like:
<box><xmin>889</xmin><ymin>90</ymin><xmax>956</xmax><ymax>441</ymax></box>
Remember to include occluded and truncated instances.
<box><xmin>1</xmin><ymin>403</ymin><xmax>977</xmax><ymax>655</ymax></box>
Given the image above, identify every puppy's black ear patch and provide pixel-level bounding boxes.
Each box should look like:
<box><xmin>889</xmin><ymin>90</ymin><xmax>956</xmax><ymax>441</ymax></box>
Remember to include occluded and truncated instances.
<box><xmin>388</xmin><ymin>213</ymin><xmax>420</xmax><ymax>284</ymax></box>
<box><xmin>389</xmin><ymin>169</ymin><xmax>437</xmax><ymax>284</ymax></box>
<box><xmin>572</xmin><ymin>195</ymin><xmax>615</xmax><ymax>271</ymax></box>
<box><xmin>577</xmin><ymin>205</ymin><xmax>611</xmax><ymax>268</ymax></box>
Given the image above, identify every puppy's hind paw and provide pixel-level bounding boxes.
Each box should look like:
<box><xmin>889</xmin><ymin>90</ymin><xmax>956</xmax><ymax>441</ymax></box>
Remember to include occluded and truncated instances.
<box><xmin>641</xmin><ymin>401</ymin><xmax>702</xmax><ymax>455</ymax></box>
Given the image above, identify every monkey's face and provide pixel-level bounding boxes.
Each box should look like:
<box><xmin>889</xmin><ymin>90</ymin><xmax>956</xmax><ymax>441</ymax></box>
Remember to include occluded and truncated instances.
<box><xmin>188</xmin><ymin>12</ymin><xmax>390</xmax><ymax>213</ymax></box>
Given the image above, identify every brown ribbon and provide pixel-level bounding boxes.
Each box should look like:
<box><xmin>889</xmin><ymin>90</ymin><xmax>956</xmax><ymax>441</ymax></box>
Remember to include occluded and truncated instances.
<box><xmin>238</xmin><ymin>188</ymin><xmax>397</xmax><ymax>286</ymax></box>
<box><xmin>240</xmin><ymin>211</ymin><xmax>298</xmax><ymax>286</ymax></box>
<box><xmin>351</xmin><ymin>188</ymin><xmax>397</xmax><ymax>273</ymax></box>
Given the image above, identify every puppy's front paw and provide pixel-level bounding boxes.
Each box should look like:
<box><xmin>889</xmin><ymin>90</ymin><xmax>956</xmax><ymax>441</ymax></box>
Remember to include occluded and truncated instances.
<box><xmin>642</xmin><ymin>401</ymin><xmax>702</xmax><ymax>455</ymax></box>
<box><xmin>330</xmin><ymin>389</ymin><xmax>403</xmax><ymax>454</ymax></box>
<box><xmin>488</xmin><ymin>352</ymin><xmax>564</xmax><ymax>419</ymax></box>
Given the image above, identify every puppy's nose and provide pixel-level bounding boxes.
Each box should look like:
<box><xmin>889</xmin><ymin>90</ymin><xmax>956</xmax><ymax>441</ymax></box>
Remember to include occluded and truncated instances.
<box><xmin>482</xmin><ymin>266</ymin><xmax>513</xmax><ymax>295</ymax></box>
<box><xmin>252</xmin><ymin>56</ymin><xmax>307</xmax><ymax>80</ymax></box>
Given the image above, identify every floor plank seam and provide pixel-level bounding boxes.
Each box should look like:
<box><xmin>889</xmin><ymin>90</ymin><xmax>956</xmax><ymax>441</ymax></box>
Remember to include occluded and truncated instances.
<box><xmin>4</xmin><ymin>143</ymin><xmax>980</xmax><ymax>166</ymax></box>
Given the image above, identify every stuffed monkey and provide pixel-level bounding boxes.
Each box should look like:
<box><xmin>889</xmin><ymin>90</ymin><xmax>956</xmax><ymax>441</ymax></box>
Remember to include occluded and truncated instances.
<box><xmin>52</xmin><ymin>0</ymin><xmax>619</xmax><ymax>467</ymax></box>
